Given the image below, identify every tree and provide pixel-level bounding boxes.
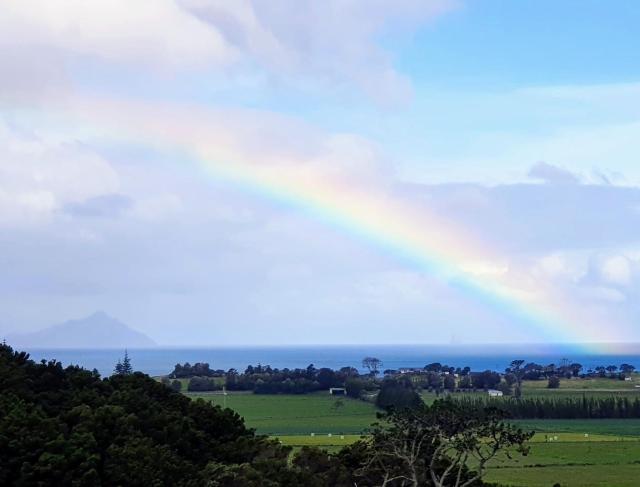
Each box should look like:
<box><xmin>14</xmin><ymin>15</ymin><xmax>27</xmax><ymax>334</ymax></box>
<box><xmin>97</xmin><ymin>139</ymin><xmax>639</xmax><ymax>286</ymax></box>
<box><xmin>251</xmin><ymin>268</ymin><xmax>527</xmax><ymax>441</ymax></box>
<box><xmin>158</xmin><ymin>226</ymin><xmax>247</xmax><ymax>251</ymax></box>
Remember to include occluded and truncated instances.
<box><xmin>620</xmin><ymin>364</ymin><xmax>636</xmax><ymax>375</ymax></box>
<box><xmin>0</xmin><ymin>342</ymin><xmax>305</xmax><ymax>486</ymax></box>
<box><xmin>606</xmin><ymin>365</ymin><xmax>618</xmax><ymax>377</ymax></box>
<box><xmin>353</xmin><ymin>400</ymin><xmax>533</xmax><ymax>487</ymax></box>
<box><xmin>472</xmin><ymin>370</ymin><xmax>501</xmax><ymax>390</ymax></box>
<box><xmin>345</xmin><ymin>377</ymin><xmax>365</xmax><ymax>399</ymax></box>
<box><xmin>339</xmin><ymin>366</ymin><xmax>359</xmax><ymax>378</ymax></box>
<box><xmin>443</xmin><ymin>374</ymin><xmax>456</xmax><ymax>391</ymax></box>
<box><xmin>507</xmin><ymin>360</ymin><xmax>525</xmax><ymax>399</ymax></box>
<box><xmin>570</xmin><ymin>363</ymin><xmax>583</xmax><ymax>377</ymax></box>
<box><xmin>496</xmin><ymin>380</ymin><xmax>513</xmax><ymax>396</ymax></box>
<box><xmin>424</xmin><ymin>362</ymin><xmax>443</xmax><ymax>373</ymax></box>
<box><xmin>362</xmin><ymin>357</ymin><xmax>383</xmax><ymax>376</ymax></box>
<box><xmin>121</xmin><ymin>349</ymin><xmax>133</xmax><ymax>375</ymax></box>
<box><xmin>376</xmin><ymin>378</ymin><xmax>422</xmax><ymax>410</ymax></box>
<box><xmin>113</xmin><ymin>359</ymin><xmax>123</xmax><ymax>375</ymax></box>
<box><xmin>171</xmin><ymin>379</ymin><xmax>182</xmax><ymax>392</ymax></box>
<box><xmin>458</xmin><ymin>375</ymin><xmax>472</xmax><ymax>390</ymax></box>
<box><xmin>427</xmin><ymin>372</ymin><xmax>444</xmax><ymax>393</ymax></box>
<box><xmin>547</xmin><ymin>375</ymin><xmax>560</xmax><ymax>389</ymax></box>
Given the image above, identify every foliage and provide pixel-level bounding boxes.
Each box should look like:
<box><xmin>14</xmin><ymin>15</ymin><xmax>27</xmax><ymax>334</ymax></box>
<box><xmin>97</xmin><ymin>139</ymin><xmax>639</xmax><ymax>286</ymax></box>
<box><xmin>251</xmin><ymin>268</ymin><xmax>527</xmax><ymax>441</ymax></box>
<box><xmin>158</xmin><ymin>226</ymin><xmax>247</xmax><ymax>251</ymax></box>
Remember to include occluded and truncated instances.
<box><xmin>343</xmin><ymin>400</ymin><xmax>532</xmax><ymax>486</ymax></box>
<box><xmin>188</xmin><ymin>376</ymin><xmax>221</xmax><ymax>392</ymax></box>
<box><xmin>226</xmin><ymin>364</ymin><xmax>349</xmax><ymax>395</ymax></box>
<box><xmin>547</xmin><ymin>376</ymin><xmax>560</xmax><ymax>389</ymax></box>
<box><xmin>345</xmin><ymin>377</ymin><xmax>366</xmax><ymax>398</ymax></box>
<box><xmin>471</xmin><ymin>370</ymin><xmax>501</xmax><ymax>390</ymax></box>
<box><xmin>171</xmin><ymin>379</ymin><xmax>182</xmax><ymax>392</ymax></box>
<box><xmin>0</xmin><ymin>343</ymin><xmax>306</xmax><ymax>486</ymax></box>
<box><xmin>170</xmin><ymin>362</ymin><xmax>218</xmax><ymax>378</ymax></box>
<box><xmin>113</xmin><ymin>350</ymin><xmax>133</xmax><ymax>376</ymax></box>
<box><xmin>451</xmin><ymin>395</ymin><xmax>640</xmax><ymax>419</ymax></box>
<box><xmin>362</xmin><ymin>357</ymin><xmax>383</xmax><ymax>376</ymax></box>
<box><xmin>376</xmin><ymin>377</ymin><xmax>422</xmax><ymax>410</ymax></box>
<box><xmin>506</xmin><ymin>360</ymin><xmax>524</xmax><ymax>398</ymax></box>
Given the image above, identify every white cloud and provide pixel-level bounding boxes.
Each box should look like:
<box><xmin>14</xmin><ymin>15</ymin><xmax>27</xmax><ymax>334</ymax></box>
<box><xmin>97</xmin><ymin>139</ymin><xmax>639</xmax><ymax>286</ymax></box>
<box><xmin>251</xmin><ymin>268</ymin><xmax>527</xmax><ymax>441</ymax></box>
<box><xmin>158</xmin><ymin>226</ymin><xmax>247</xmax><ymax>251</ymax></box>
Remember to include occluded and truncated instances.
<box><xmin>181</xmin><ymin>0</ymin><xmax>456</xmax><ymax>103</ymax></box>
<box><xmin>0</xmin><ymin>0</ymin><xmax>456</xmax><ymax>104</ymax></box>
<box><xmin>532</xmin><ymin>253</ymin><xmax>586</xmax><ymax>282</ymax></box>
<box><xmin>0</xmin><ymin>120</ymin><xmax>119</xmax><ymax>225</ymax></box>
<box><xmin>581</xmin><ymin>286</ymin><xmax>627</xmax><ymax>304</ymax></box>
<box><xmin>131</xmin><ymin>194</ymin><xmax>183</xmax><ymax>221</ymax></box>
<box><xmin>528</xmin><ymin>161</ymin><xmax>580</xmax><ymax>185</ymax></box>
<box><xmin>0</xmin><ymin>1</ymin><xmax>235</xmax><ymax>71</ymax></box>
<box><xmin>599</xmin><ymin>255</ymin><xmax>633</xmax><ymax>286</ymax></box>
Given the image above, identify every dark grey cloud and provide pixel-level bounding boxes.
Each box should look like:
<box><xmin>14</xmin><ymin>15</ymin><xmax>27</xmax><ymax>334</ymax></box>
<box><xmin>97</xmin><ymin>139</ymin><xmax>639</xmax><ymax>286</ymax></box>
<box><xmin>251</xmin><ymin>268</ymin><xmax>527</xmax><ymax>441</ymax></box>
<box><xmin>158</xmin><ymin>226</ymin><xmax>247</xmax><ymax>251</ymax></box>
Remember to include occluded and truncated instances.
<box><xmin>63</xmin><ymin>194</ymin><xmax>132</xmax><ymax>218</ymax></box>
<box><xmin>528</xmin><ymin>161</ymin><xmax>580</xmax><ymax>185</ymax></box>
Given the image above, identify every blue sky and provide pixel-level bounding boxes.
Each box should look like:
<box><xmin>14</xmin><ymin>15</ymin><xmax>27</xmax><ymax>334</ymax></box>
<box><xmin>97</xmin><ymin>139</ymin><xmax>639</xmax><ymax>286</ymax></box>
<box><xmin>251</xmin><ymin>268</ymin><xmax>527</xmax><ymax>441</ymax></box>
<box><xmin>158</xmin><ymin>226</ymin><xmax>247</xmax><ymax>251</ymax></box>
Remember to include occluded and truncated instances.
<box><xmin>0</xmin><ymin>1</ymin><xmax>639</xmax><ymax>345</ymax></box>
<box><xmin>398</xmin><ymin>0</ymin><xmax>640</xmax><ymax>87</ymax></box>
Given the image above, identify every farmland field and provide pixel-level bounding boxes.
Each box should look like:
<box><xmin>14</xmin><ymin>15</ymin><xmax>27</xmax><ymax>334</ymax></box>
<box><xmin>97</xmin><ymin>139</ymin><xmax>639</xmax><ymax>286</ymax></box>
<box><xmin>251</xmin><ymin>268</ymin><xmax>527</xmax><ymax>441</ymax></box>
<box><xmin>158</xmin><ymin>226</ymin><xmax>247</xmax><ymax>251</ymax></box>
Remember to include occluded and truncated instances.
<box><xmin>191</xmin><ymin>391</ymin><xmax>378</xmax><ymax>435</ymax></box>
<box><xmin>192</xmin><ymin>391</ymin><xmax>640</xmax><ymax>486</ymax></box>
<box><xmin>522</xmin><ymin>377</ymin><xmax>640</xmax><ymax>390</ymax></box>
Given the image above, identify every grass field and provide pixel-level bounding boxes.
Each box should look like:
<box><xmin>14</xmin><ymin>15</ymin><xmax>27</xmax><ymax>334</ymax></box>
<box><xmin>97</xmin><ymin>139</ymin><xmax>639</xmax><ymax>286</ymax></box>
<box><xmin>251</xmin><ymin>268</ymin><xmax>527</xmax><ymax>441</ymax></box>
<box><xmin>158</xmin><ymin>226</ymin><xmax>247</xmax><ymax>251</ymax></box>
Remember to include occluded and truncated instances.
<box><xmin>191</xmin><ymin>391</ymin><xmax>640</xmax><ymax>486</ymax></box>
<box><xmin>274</xmin><ymin>429</ymin><xmax>640</xmax><ymax>485</ymax></box>
<box><xmin>513</xmin><ymin>419</ymin><xmax>640</xmax><ymax>437</ymax></box>
<box><xmin>485</xmin><ymin>436</ymin><xmax>640</xmax><ymax>486</ymax></box>
<box><xmin>523</xmin><ymin>376</ymin><xmax>640</xmax><ymax>390</ymax></box>
<box><xmin>193</xmin><ymin>391</ymin><xmax>378</xmax><ymax>435</ymax></box>
<box><xmin>486</xmin><ymin>464</ymin><xmax>640</xmax><ymax>487</ymax></box>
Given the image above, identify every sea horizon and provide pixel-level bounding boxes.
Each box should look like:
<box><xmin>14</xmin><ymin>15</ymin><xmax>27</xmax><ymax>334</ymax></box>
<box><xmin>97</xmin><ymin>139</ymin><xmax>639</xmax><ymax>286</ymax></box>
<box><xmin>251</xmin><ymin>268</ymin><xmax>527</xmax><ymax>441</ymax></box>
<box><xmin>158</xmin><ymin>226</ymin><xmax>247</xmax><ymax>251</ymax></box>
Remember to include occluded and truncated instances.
<box><xmin>20</xmin><ymin>343</ymin><xmax>640</xmax><ymax>378</ymax></box>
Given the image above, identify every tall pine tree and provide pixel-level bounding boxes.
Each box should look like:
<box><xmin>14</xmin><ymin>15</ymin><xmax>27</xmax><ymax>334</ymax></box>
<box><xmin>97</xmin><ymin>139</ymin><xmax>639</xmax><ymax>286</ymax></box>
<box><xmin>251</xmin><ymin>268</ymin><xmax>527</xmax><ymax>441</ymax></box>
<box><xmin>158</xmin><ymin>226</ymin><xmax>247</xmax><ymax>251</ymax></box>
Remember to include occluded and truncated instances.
<box><xmin>121</xmin><ymin>349</ymin><xmax>133</xmax><ymax>375</ymax></box>
<box><xmin>114</xmin><ymin>360</ymin><xmax>123</xmax><ymax>375</ymax></box>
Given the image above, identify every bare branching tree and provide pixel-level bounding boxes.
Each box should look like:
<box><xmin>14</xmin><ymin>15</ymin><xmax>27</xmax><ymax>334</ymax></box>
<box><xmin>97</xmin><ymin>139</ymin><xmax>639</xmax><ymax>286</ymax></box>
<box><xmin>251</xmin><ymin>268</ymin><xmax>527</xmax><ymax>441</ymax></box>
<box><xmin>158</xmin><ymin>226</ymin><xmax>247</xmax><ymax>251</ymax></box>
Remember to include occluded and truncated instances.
<box><xmin>362</xmin><ymin>357</ymin><xmax>383</xmax><ymax>376</ymax></box>
<box><xmin>355</xmin><ymin>400</ymin><xmax>533</xmax><ymax>487</ymax></box>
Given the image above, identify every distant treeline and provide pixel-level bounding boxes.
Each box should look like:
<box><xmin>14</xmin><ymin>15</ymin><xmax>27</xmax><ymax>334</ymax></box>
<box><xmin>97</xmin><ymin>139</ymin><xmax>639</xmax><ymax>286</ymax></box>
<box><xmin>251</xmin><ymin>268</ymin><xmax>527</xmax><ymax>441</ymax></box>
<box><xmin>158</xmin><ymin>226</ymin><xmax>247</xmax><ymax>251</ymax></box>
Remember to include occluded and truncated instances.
<box><xmin>170</xmin><ymin>362</ymin><xmax>376</xmax><ymax>395</ymax></box>
<box><xmin>453</xmin><ymin>395</ymin><xmax>640</xmax><ymax>419</ymax></box>
<box><xmin>167</xmin><ymin>358</ymin><xmax>639</xmax><ymax>396</ymax></box>
<box><xmin>170</xmin><ymin>362</ymin><xmax>222</xmax><ymax>378</ymax></box>
<box><xmin>226</xmin><ymin>364</ymin><xmax>368</xmax><ymax>395</ymax></box>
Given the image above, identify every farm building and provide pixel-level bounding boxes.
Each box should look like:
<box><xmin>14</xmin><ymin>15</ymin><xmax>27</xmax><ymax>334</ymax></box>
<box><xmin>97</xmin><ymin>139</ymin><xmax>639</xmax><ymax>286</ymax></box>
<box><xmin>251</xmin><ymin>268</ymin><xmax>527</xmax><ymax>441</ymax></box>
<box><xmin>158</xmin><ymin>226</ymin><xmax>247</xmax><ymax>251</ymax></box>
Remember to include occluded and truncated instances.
<box><xmin>487</xmin><ymin>389</ymin><xmax>503</xmax><ymax>397</ymax></box>
<box><xmin>329</xmin><ymin>387</ymin><xmax>346</xmax><ymax>395</ymax></box>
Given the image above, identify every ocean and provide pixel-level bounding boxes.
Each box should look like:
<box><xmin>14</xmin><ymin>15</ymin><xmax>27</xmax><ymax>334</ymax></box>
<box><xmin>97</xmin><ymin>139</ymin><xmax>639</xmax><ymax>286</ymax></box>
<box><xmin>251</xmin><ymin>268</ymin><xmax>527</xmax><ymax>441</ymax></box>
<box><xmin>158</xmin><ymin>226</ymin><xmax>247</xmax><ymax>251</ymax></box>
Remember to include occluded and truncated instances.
<box><xmin>21</xmin><ymin>344</ymin><xmax>640</xmax><ymax>378</ymax></box>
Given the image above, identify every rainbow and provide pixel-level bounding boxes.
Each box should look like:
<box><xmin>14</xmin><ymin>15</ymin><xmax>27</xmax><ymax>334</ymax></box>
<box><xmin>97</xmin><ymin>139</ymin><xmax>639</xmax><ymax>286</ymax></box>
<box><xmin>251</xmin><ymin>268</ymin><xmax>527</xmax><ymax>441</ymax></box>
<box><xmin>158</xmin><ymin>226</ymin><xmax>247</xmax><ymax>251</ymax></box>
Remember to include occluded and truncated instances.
<box><xmin>195</xmin><ymin>154</ymin><xmax>612</xmax><ymax>351</ymax></box>
<box><xmin>64</xmin><ymin>99</ymin><xmax>625</xmax><ymax>351</ymax></box>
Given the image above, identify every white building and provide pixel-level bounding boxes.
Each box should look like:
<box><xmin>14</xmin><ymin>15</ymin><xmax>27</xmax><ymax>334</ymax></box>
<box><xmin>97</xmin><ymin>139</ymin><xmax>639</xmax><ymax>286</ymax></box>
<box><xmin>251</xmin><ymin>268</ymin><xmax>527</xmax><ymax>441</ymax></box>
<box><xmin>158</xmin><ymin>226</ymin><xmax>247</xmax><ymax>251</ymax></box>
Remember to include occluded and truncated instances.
<box><xmin>487</xmin><ymin>389</ymin><xmax>503</xmax><ymax>397</ymax></box>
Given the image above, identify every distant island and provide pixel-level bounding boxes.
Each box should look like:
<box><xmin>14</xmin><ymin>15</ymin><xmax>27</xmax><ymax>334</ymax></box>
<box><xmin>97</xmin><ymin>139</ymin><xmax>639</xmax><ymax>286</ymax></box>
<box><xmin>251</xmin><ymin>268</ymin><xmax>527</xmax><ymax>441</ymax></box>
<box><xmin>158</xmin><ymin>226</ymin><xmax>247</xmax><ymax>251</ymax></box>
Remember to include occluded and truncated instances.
<box><xmin>6</xmin><ymin>311</ymin><xmax>156</xmax><ymax>349</ymax></box>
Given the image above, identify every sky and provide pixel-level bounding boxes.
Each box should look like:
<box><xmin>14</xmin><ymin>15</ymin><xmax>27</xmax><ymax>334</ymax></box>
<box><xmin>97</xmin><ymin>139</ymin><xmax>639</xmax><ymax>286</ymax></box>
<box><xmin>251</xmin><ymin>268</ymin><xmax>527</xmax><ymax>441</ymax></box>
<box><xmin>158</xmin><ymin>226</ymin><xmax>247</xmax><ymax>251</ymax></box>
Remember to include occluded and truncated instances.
<box><xmin>1</xmin><ymin>0</ymin><xmax>639</xmax><ymax>346</ymax></box>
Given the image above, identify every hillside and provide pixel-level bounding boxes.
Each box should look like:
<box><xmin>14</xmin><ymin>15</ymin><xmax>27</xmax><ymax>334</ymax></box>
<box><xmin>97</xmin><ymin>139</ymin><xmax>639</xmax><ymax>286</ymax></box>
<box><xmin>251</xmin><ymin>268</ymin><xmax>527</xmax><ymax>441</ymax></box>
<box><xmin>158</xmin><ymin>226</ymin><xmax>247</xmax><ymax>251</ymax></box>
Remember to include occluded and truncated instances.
<box><xmin>6</xmin><ymin>311</ymin><xmax>156</xmax><ymax>348</ymax></box>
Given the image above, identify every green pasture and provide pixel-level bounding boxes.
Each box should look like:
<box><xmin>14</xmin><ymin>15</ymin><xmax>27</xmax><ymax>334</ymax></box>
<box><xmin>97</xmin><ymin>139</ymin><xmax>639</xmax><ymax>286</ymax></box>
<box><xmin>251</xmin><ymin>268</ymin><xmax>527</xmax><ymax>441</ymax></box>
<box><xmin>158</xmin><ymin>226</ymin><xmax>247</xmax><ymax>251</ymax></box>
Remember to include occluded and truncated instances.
<box><xmin>523</xmin><ymin>376</ymin><xmax>640</xmax><ymax>390</ymax></box>
<box><xmin>486</xmin><ymin>464</ymin><xmax>640</xmax><ymax>487</ymax></box>
<box><xmin>422</xmin><ymin>388</ymin><xmax>640</xmax><ymax>403</ymax></box>
<box><xmin>189</xmin><ymin>391</ymin><xmax>640</xmax><ymax>486</ymax></box>
<box><xmin>513</xmin><ymin>418</ymin><xmax>640</xmax><ymax>437</ymax></box>
<box><xmin>485</xmin><ymin>437</ymin><xmax>640</xmax><ymax>487</ymax></box>
<box><xmin>193</xmin><ymin>392</ymin><xmax>378</xmax><ymax>435</ymax></box>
